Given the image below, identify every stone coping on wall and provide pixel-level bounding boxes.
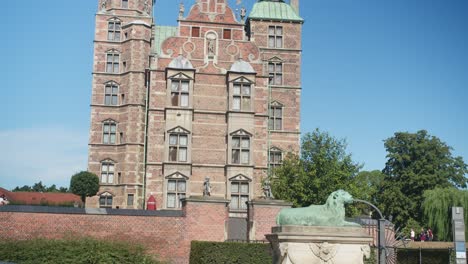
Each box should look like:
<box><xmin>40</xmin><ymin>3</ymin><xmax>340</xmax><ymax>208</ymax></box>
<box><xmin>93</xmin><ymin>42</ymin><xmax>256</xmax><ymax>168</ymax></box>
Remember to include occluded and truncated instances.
<box><xmin>182</xmin><ymin>196</ymin><xmax>230</xmax><ymax>204</ymax></box>
<box><xmin>0</xmin><ymin>205</ymin><xmax>184</xmax><ymax>217</ymax></box>
<box><xmin>247</xmin><ymin>199</ymin><xmax>293</xmax><ymax>207</ymax></box>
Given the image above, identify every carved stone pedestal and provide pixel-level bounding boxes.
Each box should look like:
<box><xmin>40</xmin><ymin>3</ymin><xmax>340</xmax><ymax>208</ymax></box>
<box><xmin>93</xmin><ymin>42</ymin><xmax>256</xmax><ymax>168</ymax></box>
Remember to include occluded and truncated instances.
<box><xmin>266</xmin><ymin>226</ymin><xmax>373</xmax><ymax>264</ymax></box>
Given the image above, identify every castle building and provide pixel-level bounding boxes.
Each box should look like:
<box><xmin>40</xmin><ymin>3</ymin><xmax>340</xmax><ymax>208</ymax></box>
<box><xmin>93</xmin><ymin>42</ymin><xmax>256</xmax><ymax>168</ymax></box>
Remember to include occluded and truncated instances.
<box><xmin>87</xmin><ymin>0</ymin><xmax>303</xmax><ymax>214</ymax></box>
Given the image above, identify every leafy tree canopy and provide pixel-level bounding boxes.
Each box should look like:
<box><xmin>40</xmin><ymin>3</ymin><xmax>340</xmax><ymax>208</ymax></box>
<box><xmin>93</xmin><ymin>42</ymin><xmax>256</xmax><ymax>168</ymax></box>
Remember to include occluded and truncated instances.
<box><xmin>379</xmin><ymin>130</ymin><xmax>468</xmax><ymax>229</ymax></box>
<box><xmin>271</xmin><ymin>129</ymin><xmax>362</xmax><ymax>213</ymax></box>
<box><xmin>12</xmin><ymin>181</ymin><xmax>68</xmax><ymax>193</ymax></box>
<box><xmin>70</xmin><ymin>171</ymin><xmax>100</xmax><ymax>203</ymax></box>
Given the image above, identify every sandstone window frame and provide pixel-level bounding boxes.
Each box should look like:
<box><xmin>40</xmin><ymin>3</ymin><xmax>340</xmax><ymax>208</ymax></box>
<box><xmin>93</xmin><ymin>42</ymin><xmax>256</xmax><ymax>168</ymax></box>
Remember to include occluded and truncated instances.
<box><xmin>228</xmin><ymin>174</ymin><xmax>252</xmax><ymax>211</ymax></box>
<box><xmin>229</xmin><ymin>129</ymin><xmax>252</xmax><ymax>165</ymax></box>
<box><xmin>269</xmin><ymin>147</ymin><xmax>283</xmax><ymax>173</ymax></box>
<box><xmin>228</xmin><ymin>76</ymin><xmax>254</xmax><ymax>112</ymax></box>
<box><xmin>104</xmin><ymin>81</ymin><xmax>119</xmax><ymax>106</ymax></box>
<box><xmin>166</xmin><ymin>72</ymin><xmax>194</xmax><ymax>109</ymax></box>
<box><xmin>107</xmin><ymin>18</ymin><xmax>122</xmax><ymax>42</ymax></box>
<box><xmin>268</xmin><ymin>58</ymin><xmax>283</xmax><ymax>85</ymax></box>
<box><xmin>269</xmin><ymin>101</ymin><xmax>283</xmax><ymax>131</ymax></box>
<box><xmin>99</xmin><ymin>192</ymin><xmax>113</xmax><ymax>208</ymax></box>
<box><xmin>166</xmin><ymin>126</ymin><xmax>191</xmax><ymax>164</ymax></box>
<box><xmin>268</xmin><ymin>25</ymin><xmax>283</xmax><ymax>48</ymax></box>
<box><xmin>127</xmin><ymin>194</ymin><xmax>134</xmax><ymax>206</ymax></box>
<box><xmin>164</xmin><ymin>172</ymin><xmax>189</xmax><ymax>209</ymax></box>
<box><xmin>100</xmin><ymin>160</ymin><xmax>116</xmax><ymax>184</ymax></box>
<box><xmin>102</xmin><ymin>119</ymin><xmax>117</xmax><ymax>144</ymax></box>
<box><xmin>105</xmin><ymin>49</ymin><xmax>120</xmax><ymax>74</ymax></box>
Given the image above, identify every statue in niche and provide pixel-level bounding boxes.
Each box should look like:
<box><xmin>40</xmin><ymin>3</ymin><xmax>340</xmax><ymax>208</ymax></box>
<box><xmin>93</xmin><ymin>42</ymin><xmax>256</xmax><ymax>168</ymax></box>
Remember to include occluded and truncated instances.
<box><xmin>203</xmin><ymin>177</ymin><xmax>211</xmax><ymax>197</ymax></box>
<box><xmin>179</xmin><ymin>3</ymin><xmax>185</xmax><ymax>19</ymax></box>
<box><xmin>208</xmin><ymin>39</ymin><xmax>215</xmax><ymax>56</ymax></box>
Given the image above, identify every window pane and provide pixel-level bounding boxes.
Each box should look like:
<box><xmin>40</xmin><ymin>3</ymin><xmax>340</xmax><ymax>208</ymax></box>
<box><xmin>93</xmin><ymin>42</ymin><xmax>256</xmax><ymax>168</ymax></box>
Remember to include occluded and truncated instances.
<box><xmin>179</xmin><ymin>148</ymin><xmax>187</xmax><ymax>162</ymax></box>
<box><xmin>113</xmin><ymin>55</ymin><xmax>119</xmax><ymax>63</ymax></box>
<box><xmin>167</xmin><ymin>194</ymin><xmax>176</xmax><ymax>208</ymax></box>
<box><xmin>242</xmin><ymin>97</ymin><xmax>250</xmax><ymax>110</ymax></box>
<box><xmin>178</xmin><ymin>193</ymin><xmax>186</xmax><ymax>208</ymax></box>
<box><xmin>276</xmin><ymin>64</ymin><xmax>283</xmax><ymax>72</ymax></box>
<box><xmin>181</xmin><ymin>94</ymin><xmax>189</xmax><ymax>107</ymax></box>
<box><xmin>110</xmin><ymin>124</ymin><xmax>116</xmax><ymax>132</ymax></box>
<box><xmin>112</xmin><ymin>86</ymin><xmax>118</xmax><ymax>94</ymax></box>
<box><xmin>108</xmin><ymin>164</ymin><xmax>114</xmax><ymax>172</ymax></box>
<box><xmin>122</xmin><ymin>0</ymin><xmax>128</xmax><ymax>8</ymax></box>
<box><xmin>241</xmin><ymin>150</ymin><xmax>249</xmax><ymax>164</ymax></box>
<box><xmin>100</xmin><ymin>197</ymin><xmax>106</xmax><ymax>205</ymax></box>
<box><xmin>110</xmin><ymin>134</ymin><xmax>116</xmax><ymax>144</ymax></box>
<box><xmin>276</xmin><ymin>74</ymin><xmax>282</xmax><ymax>85</ymax></box>
<box><xmin>232</xmin><ymin>150</ymin><xmax>240</xmax><ymax>164</ymax></box>
<box><xmin>230</xmin><ymin>196</ymin><xmax>238</xmax><ymax>209</ymax></box>
<box><xmin>103</xmin><ymin>134</ymin><xmax>109</xmax><ymax>144</ymax></box>
<box><xmin>233</xmin><ymin>85</ymin><xmax>241</xmax><ymax>95</ymax></box>
<box><xmin>269</xmin><ymin>37</ymin><xmax>275</xmax><ymax>48</ymax></box>
<box><xmin>276</xmin><ymin>27</ymin><xmax>283</xmax><ymax>35</ymax></box>
<box><xmin>169</xmin><ymin>135</ymin><xmax>178</xmax><ymax>145</ymax></box>
<box><xmin>107</xmin><ymin>196</ymin><xmax>113</xmax><ymax>206</ymax></box>
<box><xmin>275</xmin><ymin>108</ymin><xmax>282</xmax><ymax>117</ymax></box>
<box><xmin>171</xmin><ymin>93</ymin><xmax>179</xmax><ymax>106</ymax></box>
<box><xmin>269</xmin><ymin>63</ymin><xmax>275</xmax><ymax>72</ymax></box>
<box><xmin>269</xmin><ymin>27</ymin><xmax>275</xmax><ymax>35</ymax></box>
<box><xmin>179</xmin><ymin>135</ymin><xmax>188</xmax><ymax>146</ymax></box>
<box><xmin>233</xmin><ymin>97</ymin><xmax>240</xmax><ymax>110</ymax></box>
<box><xmin>277</xmin><ymin>37</ymin><xmax>283</xmax><ymax>48</ymax></box>
<box><xmin>240</xmin><ymin>195</ymin><xmax>249</xmax><ymax>209</ymax></box>
<box><xmin>101</xmin><ymin>174</ymin><xmax>107</xmax><ymax>183</ymax></box>
<box><xmin>127</xmin><ymin>194</ymin><xmax>134</xmax><ymax>206</ymax></box>
<box><xmin>168</xmin><ymin>180</ymin><xmax>176</xmax><ymax>192</ymax></box>
<box><xmin>105</xmin><ymin>96</ymin><xmax>111</xmax><ymax>105</ymax></box>
<box><xmin>106</xmin><ymin>63</ymin><xmax>112</xmax><ymax>73</ymax></box>
<box><xmin>169</xmin><ymin>147</ymin><xmax>177</xmax><ymax>161</ymax></box>
<box><xmin>171</xmin><ymin>82</ymin><xmax>179</xmax><ymax>91</ymax></box>
<box><xmin>231</xmin><ymin>183</ymin><xmax>239</xmax><ymax>193</ymax></box>
<box><xmin>102</xmin><ymin>164</ymin><xmax>108</xmax><ymax>172</ymax></box>
<box><xmin>115</xmin><ymin>33</ymin><xmax>120</xmax><ymax>41</ymax></box>
<box><xmin>242</xmin><ymin>85</ymin><xmax>251</xmax><ymax>95</ymax></box>
<box><xmin>108</xmin><ymin>23</ymin><xmax>114</xmax><ymax>30</ymax></box>
<box><xmin>108</xmin><ymin>32</ymin><xmax>114</xmax><ymax>40</ymax></box>
<box><xmin>112</xmin><ymin>95</ymin><xmax>118</xmax><ymax>105</ymax></box>
<box><xmin>181</xmin><ymin>81</ymin><xmax>189</xmax><ymax>92</ymax></box>
<box><xmin>113</xmin><ymin>64</ymin><xmax>119</xmax><ymax>73</ymax></box>
<box><xmin>105</xmin><ymin>86</ymin><xmax>111</xmax><ymax>94</ymax></box>
<box><xmin>178</xmin><ymin>181</ymin><xmax>186</xmax><ymax>192</ymax></box>
<box><xmin>115</xmin><ymin>23</ymin><xmax>121</xmax><ymax>30</ymax></box>
<box><xmin>275</xmin><ymin>119</ymin><xmax>282</xmax><ymax>130</ymax></box>
<box><xmin>268</xmin><ymin>119</ymin><xmax>274</xmax><ymax>130</ymax></box>
<box><xmin>107</xmin><ymin>54</ymin><xmax>113</xmax><ymax>62</ymax></box>
<box><xmin>232</xmin><ymin>137</ymin><xmax>240</xmax><ymax>148</ymax></box>
<box><xmin>241</xmin><ymin>138</ymin><xmax>250</xmax><ymax>148</ymax></box>
<box><xmin>108</xmin><ymin>173</ymin><xmax>114</xmax><ymax>184</ymax></box>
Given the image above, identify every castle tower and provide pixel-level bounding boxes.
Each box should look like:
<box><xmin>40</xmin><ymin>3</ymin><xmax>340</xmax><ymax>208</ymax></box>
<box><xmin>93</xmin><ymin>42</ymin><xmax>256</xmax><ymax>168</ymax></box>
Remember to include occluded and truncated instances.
<box><xmin>87</xmin><ymin>0</ymin><xmax>303</xmax><ymax>213</ymax></box>
<box><xmin>87</xmin><ymin>0</ymin><xmax>154</xmax><ymax>208</ymax></box>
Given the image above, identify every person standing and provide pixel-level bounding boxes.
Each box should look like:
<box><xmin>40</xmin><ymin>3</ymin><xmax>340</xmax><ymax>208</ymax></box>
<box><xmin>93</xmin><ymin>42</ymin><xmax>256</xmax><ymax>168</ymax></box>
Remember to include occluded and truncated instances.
<box><xmin>420</xmin><ymin>228</ymin><xmax>426</xmax><ymax>242</ymax></box>
<box><xmin>410</xmin><ymin>228</ymin><xmax>415</xmax><ymax>241</ymax></box>
<box><xmin>427</xmin><ymin>228</ymin><xmax>433</xmax><ymax>241</ymax></box>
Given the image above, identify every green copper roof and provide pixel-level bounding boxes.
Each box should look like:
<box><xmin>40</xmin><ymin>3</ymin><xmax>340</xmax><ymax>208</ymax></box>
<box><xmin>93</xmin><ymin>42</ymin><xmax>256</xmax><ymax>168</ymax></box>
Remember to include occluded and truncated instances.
<box><xmin>153</xmin><ymin>26</ymin><xmax>178</xmax><ymax>55</ymax></box>
<box><xmin>249</xmin><ymin>0</ymin><xmax>303</xmax><ymax>22</ymax></box>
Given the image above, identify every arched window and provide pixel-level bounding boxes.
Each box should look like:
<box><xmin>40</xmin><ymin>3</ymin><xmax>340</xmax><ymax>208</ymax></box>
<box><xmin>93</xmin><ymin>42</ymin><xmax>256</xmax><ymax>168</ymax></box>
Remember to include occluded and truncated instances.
<box><xmin>107</xmin><ymin>19</ymin><xmax>121</xmax><ymax>41</ymax></box>
<box><xmin>104</xmin><ymin>82</ymin><xmax>119</xmax><ymax>106</ymax></box>
<box><xmin>102</xmin><ymin>120</ymin><xmax>117</xmax><ymax>144</ymax></box>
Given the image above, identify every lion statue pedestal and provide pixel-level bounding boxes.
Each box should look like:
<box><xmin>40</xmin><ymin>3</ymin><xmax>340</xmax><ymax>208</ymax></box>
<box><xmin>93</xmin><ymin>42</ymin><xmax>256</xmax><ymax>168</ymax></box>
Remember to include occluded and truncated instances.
<box><xmin>266</xmin><ymin>190</ymin><xmax>372</xmax><ymax>264</ymax></box>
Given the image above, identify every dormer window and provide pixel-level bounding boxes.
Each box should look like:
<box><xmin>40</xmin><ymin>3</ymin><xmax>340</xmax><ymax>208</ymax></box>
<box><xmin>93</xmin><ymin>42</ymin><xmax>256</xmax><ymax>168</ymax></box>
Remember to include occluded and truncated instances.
<box><xmin>268</xmin><ymin>26</ymin><xmax>283</xmax><ymax>48</ymax></box>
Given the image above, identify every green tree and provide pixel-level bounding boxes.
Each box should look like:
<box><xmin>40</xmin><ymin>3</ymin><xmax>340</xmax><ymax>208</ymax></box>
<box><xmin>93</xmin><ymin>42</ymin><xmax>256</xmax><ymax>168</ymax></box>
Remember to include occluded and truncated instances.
<box><xmin>32</xmin><ymin>181</ymin><xmax>47</xmax><ymax>192</ymax></box>
<box><xmin>379</xmin><ymin>130</ymin><xmax>468</xmax><ymax>229</ymax></box>
<box><xmin>12</xmin><ymin>182</ymin><xmax>68</xmax><ymax>193</ymax></box>
<box><xmin>12</xmin><ymin>185</ymin><xmax>32</xmax><ymax>192</ymax></box>
<box><xmin>422</xmin><ymin>188</ymin><xmax>468</xmax><ymax>241</ymax></box>
<box><xmin>70</xmin><ymin>171</ymin><xmax>100</xmax><ymax>203</ymax></box>
<box><xmin>271</xmin><ymin>129</ymin><xmax>362</xmax><ymax>211</ymax></box>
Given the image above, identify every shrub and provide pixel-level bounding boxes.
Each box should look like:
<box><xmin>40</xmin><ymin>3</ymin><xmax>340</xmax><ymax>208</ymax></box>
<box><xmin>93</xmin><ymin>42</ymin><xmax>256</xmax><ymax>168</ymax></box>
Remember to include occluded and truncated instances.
<box><xmin>190</xmin><ymin>241</ymin><xmax>272</xmax><ymax>264</ymax></box>
<box><xmin>0</xmin><ymin>238</ymin><xmax>162</xmax><ymax>264</ymax></box>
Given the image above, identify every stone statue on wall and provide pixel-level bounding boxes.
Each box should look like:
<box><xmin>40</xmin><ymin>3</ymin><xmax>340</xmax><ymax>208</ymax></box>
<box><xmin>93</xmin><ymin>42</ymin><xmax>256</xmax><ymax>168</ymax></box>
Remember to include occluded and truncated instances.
<box><xmin>203</xmin><ymin>177</ymin><xmax>211</xmax><ymax>197</ymax></box>
<box><xmin>262</xmin><ymin>178</ymin><xmax>274</xmax><ymax>199</ymax></box>
<box><xmin>240</xmin><ymin>7</ymin><xmax>246</xmax><ymax>22</ymax></box>
<box><xmin>179</xmin><ymin>3</ymin><xmax>185</xmax><ymax>19</ymax></box>
<box><xmin>100</xmin><ymin>0</ymin><xmax>108</xmax><ymax>11</ymax></box>
<box><xmin>276</xmin><ymin>190</ymin><xmax>360</xmax><ymax>227</ymax></box>
<box><xmin>144</xmin><ymin>0</ymin><xmax>151</xmax><ymax>15</ymax></box>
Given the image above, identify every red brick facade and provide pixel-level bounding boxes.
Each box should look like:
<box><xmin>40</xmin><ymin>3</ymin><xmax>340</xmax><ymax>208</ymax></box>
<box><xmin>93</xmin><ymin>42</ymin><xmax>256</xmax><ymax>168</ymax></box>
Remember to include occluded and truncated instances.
<box><xmin>87</xmin><ymin>0</ymin><xmax>303</xmax><ymax>213</ymax></box>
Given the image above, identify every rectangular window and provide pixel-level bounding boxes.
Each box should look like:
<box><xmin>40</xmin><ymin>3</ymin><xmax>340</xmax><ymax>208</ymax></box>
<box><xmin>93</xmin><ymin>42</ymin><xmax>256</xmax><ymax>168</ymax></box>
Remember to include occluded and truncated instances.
<box><xmin>268</xmin><ymin>26</ymin><xmax>283</xmax><ymax>48</ymax></box>
<box><xmin>101</xmin><ymin>162</ymin><xmax>115</xmax><ymax>184</ymax></box>
<box><xmin>268</xmin><ymin>62</ymin><xmax>283</xmax><ymax>85</ymax></box>
<box><xmin>223</xmin><ymin>29</ymin><xmax>232</xmax><ymax>39</ymax></box>
<box><xmin>232</xmin><ymin>136</ymin><xmax>250</xmax><ymax>165</ymax></box>
<box><xmin>127</xmin><ymin>194</ymin><xmax>134</xmax><ymax>206</ymax></box>
<box><xmin>230</xmin><ymin>182</ymin><xmax>249</xmax><ymax>210</ymax></box>
<box><xmin>169</xmin><ymin>134</ymin><xmax>188</xmax><ymax>162</ymax></box>
<box><xmin>122</xmin><ymin>0</ymin><xmax>129</xmax><ymax>8</ymax></box>
<box><xmin>269</xmin><ymin>105</ymin><xmax>283</xmax><ymax>130</ymax></box>
<box><xmin>232</xmin><ymin>83</ymin><xmax>251</xmax><ymax>111</ymax></box>
<box><xmin>103</xmin><ymin>122</ymin><xmax>117</xmax><ymax>144</ymax></box>
<box><xmin>167</xmin><ymin>179</ymin><xmax>186</xmax><ymax>209</ymax></box>
<box><xmin>171</xmin><ymin>80</ymin><xmax>190</xmax><ymax>107</ymax></box>
<box><xmin>99</xmin><ymin>195</ymin><xmax>113</xmax><ymax>208</ymax></box>
<box><xmin>106</xmin><ymin>53</ymin><xmax>119</xmax><ymax>74</ymax></box>
<box><xmin>107</xmin><ymin>21</ymin><xmax>121</xmax><ymax>41</ymax></box>
<box><xmin>269</xmin><ymin>150</ymin><xmax>283</xmax><ymax>172</ymax></box>
<box><xmin>191</xmin><ymin>27</ymin><xmax>200</xmax><ymax>37</ymax></box>
<box><xmin>105</xmin><ymin>83</ymin><xmax>119</xmax><ymax>106</ymax></box>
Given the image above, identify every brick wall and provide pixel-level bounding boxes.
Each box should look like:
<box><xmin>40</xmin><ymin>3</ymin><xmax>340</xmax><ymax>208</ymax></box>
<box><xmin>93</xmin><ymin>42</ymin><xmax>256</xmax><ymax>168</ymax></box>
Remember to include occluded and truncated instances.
<box><xmin>0</xmin><ymin>198</ymin><xmax>229</xmax><ymax>264</ymax></box>
<box><xmin>247</xmin><ymin>199</ymin><xmax>292</xmax><ymax>241</ymax></box>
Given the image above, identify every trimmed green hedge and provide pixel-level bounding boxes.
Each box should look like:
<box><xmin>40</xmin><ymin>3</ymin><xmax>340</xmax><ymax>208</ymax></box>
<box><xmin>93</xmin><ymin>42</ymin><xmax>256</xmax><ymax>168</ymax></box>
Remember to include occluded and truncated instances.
<box><xmin>190</xmin><ymin>241</ymin><xmax>272</xmax><ymax>264</ymax></box>
<box><xmin>0</xmin><ymin>238</ymin><xmax>162</xmax><ymax>264</ymax></box>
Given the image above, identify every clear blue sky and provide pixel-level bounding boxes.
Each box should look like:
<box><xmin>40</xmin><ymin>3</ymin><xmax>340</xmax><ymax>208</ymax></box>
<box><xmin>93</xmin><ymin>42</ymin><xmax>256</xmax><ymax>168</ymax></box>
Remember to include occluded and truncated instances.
<box><xmin>1</xmin><ymin>0</ymin><xmax>467</xmax><ymax>190</ymax></box>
